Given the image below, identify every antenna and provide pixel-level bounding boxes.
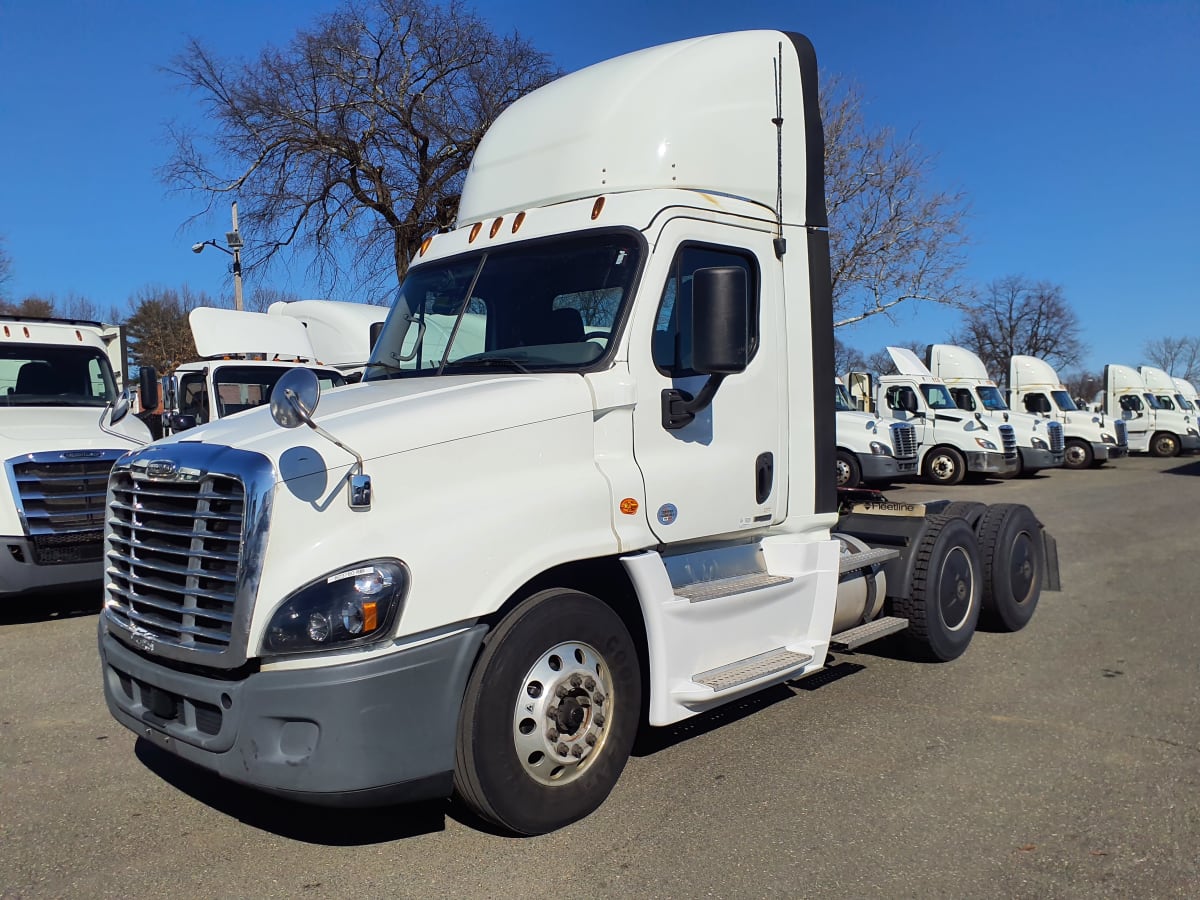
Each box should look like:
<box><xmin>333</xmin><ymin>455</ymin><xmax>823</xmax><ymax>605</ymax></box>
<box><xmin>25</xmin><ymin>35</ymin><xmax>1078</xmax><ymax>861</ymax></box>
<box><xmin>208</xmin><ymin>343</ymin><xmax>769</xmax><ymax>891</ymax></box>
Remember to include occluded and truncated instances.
<box><xmin>772</xmin><ymin>43</ymin><xmax>787</xmax><ymax>259</ymax></box>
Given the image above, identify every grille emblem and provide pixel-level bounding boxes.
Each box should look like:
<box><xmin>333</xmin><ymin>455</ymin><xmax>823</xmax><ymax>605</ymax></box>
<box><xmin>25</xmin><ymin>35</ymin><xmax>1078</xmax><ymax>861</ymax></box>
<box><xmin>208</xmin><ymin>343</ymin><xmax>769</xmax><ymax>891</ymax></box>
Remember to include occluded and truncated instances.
<box><xmin>62</xmin><ymin>450</ymin><xmax>104</xmax><ymax>460</ymax></box>
<box><xmin>146</xmin><ymin>460</ymin><xmax>178</xmax><ymax>480</ymax></box>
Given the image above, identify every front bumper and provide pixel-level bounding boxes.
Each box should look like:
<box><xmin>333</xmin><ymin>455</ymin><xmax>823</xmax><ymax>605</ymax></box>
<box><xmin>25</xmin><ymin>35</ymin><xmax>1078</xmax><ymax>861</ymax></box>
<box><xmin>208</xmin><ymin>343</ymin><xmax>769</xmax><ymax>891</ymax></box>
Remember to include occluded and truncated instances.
<box><xmin>0</xmin><ymin>535</ymin><xmax>101</xmax><ymax>597</ymax></box>
<box><xmin>1018</xmin><ymin>447</ymin><xmax>1065</xmax><ymax>472</ymax></box>
<box><xmin>1182</xmin><ymin>434</ymin><xmax>1200</xmax><ymax>453</ymax></box>
<box><xmin>859</xmin><ymin>455</ymin><xmax>919</xmax><ymax>482</ymax></box>
<box><xmin>965</xmin><ymin>450</ymin><xmax>1020</xmax><ymax>477</ymax></box>
<box><xmin>1093</xmin><ymin>442</ymin><xmax>1127</xmax><ymax>461</ymax></box>
<box><xmin>99</xmin><ymin>620</ymin><xmax>488</xmax><ymax>806</ymax></box>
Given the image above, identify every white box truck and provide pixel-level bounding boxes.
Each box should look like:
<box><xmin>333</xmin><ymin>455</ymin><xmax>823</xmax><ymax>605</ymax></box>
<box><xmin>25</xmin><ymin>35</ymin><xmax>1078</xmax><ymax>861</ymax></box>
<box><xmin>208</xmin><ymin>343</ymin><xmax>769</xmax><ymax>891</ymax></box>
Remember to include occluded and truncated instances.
<box><xmin>926</xmin><ymin>344</ymin><xmax>1065</xmax><ymax>475</ymax></box>
<box><xmin>2</xmin><ymin>315</ymin><xmax>150</xmax><ymax>596</ymax></box>
<box><xmin>97</xmin><ymin>30</ymin><xmax>1058</xmax><ymax>834</ymax></box>
<box><xmin>1008</xmin><ymin>354</ymin><xmax>1128</xmax><ymax>468</ymax></box>
<box><xmin>1100</xmin><ymin>363</ymin><xmax>1199</xmax><ymax>456</ymax></box>
<box><xmin>862</xmin><ymin>347</ymin><xmax>1020</xmax><ymax>485</ymax></box>
<box><xmin>834</xmin><ymin>378</ymin><xmax>919</xmax><ymax>487</ymax></box>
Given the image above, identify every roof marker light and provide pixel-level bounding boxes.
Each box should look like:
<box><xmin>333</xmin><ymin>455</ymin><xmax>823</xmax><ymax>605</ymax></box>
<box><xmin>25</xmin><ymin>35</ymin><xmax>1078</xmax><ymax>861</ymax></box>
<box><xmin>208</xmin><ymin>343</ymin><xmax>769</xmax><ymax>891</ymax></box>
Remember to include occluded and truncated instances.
<box><xmin>419</xmin><ymin>236</ymin><xmax>433</xmax><ymax>257</ymax></box>
<box><xmin>468</xmin><ymin>222</ymin><xmax>482</xmax><ymax>243</ymax></box>
<box><xmin>512</xmin><ymin>212</ymin><xmax>526</xmax><ymax>233</ymax></box>
<box><xmin>489</xmin><ymin>217</ymin><xmax>503</xmax><ymax>238</ymax></box>
<box><xmin>591</xmin><ymin>197</ymin><xmax>606</xmax><ymax>220</ymax></box>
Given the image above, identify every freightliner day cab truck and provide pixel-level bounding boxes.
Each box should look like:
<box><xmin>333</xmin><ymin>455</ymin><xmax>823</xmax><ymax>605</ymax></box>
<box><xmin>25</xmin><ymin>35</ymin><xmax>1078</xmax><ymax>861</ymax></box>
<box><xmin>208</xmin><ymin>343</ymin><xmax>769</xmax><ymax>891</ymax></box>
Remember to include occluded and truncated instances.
<box><xmin>146</xmin><ymin>302</ymin><xmax>388</xmax><ymax>436</ymax></box>
<box><xmin>2</xmin><ymin>315</ymin><xmax>150</xmax><ymax>596</ymax></box>
<box><xmin>1008</xmin><ymin>354</ymin><xmax>1128</xmax><ymax>468</ymax></box>
<box><xmin>833</xmin><ymin>378</ymin><xmax>919</xmax><ymax>487</ymax></box>
<box><xmin>97</xmin><ymin>31</ymin><xmax>1059</xmax><ymax>834</ymax></box>
<box><xmin>1099</xmin><ymin>364</ymin><xmax>1199</xmax><ymax>457</ymax></box>
<box><xmin>854</xmin><ymin>347</ymin><xmax>1020</xmax><ymax>485</ymax></box>
<box><xmin>1172</xmin><ymin>376</ymin><xmax>1199</xmax><ymax>418</ymax></box>
<box><xmin>926</xmin><ymin>344</ymin><xmax>1065</xmax><ymax>476</ymax></box>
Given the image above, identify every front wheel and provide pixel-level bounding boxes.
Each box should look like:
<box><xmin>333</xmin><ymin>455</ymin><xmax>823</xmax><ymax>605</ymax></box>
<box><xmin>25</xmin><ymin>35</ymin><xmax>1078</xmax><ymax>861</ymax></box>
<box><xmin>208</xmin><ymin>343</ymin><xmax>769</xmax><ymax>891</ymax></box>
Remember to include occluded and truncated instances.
<box><xmin>923</xmin><ymin>446</ymin><xmax>967</xmax><ymax>486</ymax></box>
<box><xmin>1063</xmin><ymin>438</ymin><xmax>1094</xmax><ymax>469</ymax></box>
<box><xmin>454</xmin><ymin>589</ymin><xmax>641</xmax><ymax>835</ymax></box>
<box><xmin>835</xmin><ymin>450</ymin><xmax>863</xmax><ymax>488</ymax></box>
<box><xmin>1150</xmin><ymin>432</ymin><xmax>1181</xmax><ymax>458</ymax></box>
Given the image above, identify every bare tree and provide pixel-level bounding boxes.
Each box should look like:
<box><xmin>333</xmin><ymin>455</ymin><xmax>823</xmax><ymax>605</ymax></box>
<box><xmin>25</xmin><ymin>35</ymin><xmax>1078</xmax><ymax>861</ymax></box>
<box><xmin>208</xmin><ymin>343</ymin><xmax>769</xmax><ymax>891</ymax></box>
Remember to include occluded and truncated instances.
<box><xmin>822</xmin><ymin>75</ymin><xmax>970</xmax><ymax>328</ymax></box>
<box><xmin>1142</xmin><ymin>336</ymin><xmax>1200</xmax><ymax>382</ymax></box>
<box><xmin>0</xmin><ymin>297</ymin><xmax>55</xmax><ymax>318</ymax></box>
<box><xmin>1060</xmin><ymin>369</ymin><xmax>1103</xmax><ymax>407</ymax></box>
<box><xmin>164</xmin><ymin>0</ymin><xmax>557</xmax><ymax>300</ymax></box>
<box><xmin>950</xmin><ymin>276</ymin><xmax>1084</xmax><ymax>387</ymax></box>
<box><xmin>124</xmin><ymin>286</ymin><xmax>215</xmax><ymax>374</ymax></box>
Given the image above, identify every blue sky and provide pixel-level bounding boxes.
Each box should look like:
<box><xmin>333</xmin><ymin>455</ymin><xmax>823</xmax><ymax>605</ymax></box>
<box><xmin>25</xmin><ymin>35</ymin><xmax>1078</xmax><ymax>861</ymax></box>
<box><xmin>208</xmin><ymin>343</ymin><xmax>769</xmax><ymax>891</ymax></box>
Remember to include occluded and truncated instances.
<box><xmin>0</xmin><ymin>1</ymin><xmax>1197</xmax><ymax>374</ymax></box>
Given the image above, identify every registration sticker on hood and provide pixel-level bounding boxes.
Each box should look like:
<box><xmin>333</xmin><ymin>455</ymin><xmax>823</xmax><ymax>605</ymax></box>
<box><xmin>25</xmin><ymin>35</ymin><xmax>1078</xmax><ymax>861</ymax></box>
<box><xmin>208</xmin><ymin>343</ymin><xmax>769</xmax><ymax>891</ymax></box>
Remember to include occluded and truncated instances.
<box><xmin>656</xmin><ymin>503</ymin><xmax>678</xmax><ymax>526</ymax></box>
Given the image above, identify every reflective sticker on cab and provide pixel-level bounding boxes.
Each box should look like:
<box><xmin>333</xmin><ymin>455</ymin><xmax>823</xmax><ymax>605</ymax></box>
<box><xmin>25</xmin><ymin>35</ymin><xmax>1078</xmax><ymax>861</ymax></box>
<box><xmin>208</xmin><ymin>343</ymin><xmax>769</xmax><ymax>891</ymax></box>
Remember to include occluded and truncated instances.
<box><xmin>657</xmin><ymin>503</ymin><xmax>678</xmax><ymax>526</ymax></box>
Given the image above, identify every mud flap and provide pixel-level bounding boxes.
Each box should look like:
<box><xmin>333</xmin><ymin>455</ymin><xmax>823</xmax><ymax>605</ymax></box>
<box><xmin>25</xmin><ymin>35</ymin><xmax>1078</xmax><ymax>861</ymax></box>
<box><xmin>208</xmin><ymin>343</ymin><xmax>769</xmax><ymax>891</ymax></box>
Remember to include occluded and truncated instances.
<box><xmin>1042</xmin><ymin>529</ymin><xmax>1061</xmax><ymax>592</ymax></box>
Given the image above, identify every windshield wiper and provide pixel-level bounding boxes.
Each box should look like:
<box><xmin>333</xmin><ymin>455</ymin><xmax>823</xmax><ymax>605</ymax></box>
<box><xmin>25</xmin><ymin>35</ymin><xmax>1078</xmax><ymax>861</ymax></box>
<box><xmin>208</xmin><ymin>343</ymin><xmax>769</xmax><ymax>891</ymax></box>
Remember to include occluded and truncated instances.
<box><xmin>442</xmin><ymin>356</ymin><xmax>531</xmax><ymax>374</ymax></box>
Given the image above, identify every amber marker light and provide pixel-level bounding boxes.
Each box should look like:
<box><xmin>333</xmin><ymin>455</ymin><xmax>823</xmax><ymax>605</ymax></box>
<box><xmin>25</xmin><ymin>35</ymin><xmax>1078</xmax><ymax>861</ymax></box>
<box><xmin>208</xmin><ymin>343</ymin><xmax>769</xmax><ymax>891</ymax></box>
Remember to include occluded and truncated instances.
<box><xmin>619</xmin><ymin>498</ymin><xmax>639</xmax><ymax>515</ymax></box>
<box><xmin>468</xmin><ymin>222</ymin><xmax>483</xmax><ymax>242</ymax></box>
<box><xmin>362</xmin><ymin>601</ymin><xmax>378</xmax><ymax>632</ymax></box>
<box><xmin>512</xmin><ymin>211</ymin><xmax>526</xmax><ymax>233</ymax></box>
<box><xmin>489</xmin><ymin>217</ymin><xmax>503</xmax><ymax>238</ymax></box>
<box><xmin>591</xmin><ymin>197</ymin><xmax>606</xmax><ymax>220</ymax></box>
<box><xmin>419</xmin><ymin>236</ymin><xmax>433</xmax><ymax>257</ymax></box>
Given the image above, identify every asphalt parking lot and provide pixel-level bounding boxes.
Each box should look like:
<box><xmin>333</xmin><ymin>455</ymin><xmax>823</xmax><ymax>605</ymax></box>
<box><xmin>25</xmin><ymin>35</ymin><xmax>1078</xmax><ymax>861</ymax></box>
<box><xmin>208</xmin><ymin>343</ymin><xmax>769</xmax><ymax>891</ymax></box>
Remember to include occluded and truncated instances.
<box><xmin>2</xmin><ymin>455</ymin><xmax>1198</xmax><ymax>899</ymax></box>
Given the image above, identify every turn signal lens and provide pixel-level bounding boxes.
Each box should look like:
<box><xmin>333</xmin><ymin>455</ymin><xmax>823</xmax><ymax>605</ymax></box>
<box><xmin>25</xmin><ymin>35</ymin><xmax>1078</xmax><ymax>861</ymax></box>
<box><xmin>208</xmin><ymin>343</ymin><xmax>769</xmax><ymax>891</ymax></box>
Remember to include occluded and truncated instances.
<box><xmin>619</xmin><ymin>498</ymin><xmax>639</xmax><ymax>515</ymax></box>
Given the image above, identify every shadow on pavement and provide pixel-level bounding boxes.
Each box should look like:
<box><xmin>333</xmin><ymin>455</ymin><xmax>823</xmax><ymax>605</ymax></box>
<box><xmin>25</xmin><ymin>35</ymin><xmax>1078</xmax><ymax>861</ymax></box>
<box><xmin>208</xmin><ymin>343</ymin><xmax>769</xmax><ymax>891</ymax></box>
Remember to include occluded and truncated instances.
<box><xmin>0</xmin><ymin>587</ymin><xmax>101</xmax><ymax>624</ymax></box>
<box><xmin>134</xmin><ymin>739</ymin><xmax>449</xmax><ymax>844</ymax></box>
<box><xmin>1163</xmin><ymin>459</ymin><xmax>1200</xmax><ymax>476</ymax></box>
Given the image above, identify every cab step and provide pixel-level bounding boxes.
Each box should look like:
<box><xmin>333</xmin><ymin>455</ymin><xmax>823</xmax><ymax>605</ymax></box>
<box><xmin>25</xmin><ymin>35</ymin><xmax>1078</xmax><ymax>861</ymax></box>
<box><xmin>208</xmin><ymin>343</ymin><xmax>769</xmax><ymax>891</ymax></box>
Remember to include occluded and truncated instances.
<box><xmin>693</xmin><ymin>647</ymin><xmax>813</xmax><ymax>691</ymax></box>
<box><xmin>674</xmin><ymin>573</ymin><xmax>792</xmax><ymax>603</ymax></box>
<box><xmin>838</xmin><ymin>546</ymin><xmax>899</xmax><ymax>575</ymax></box>
<box><xmin>829</xmin><ymin>615</ymin><xmax>909</xmax><ymax>652</ymax></box>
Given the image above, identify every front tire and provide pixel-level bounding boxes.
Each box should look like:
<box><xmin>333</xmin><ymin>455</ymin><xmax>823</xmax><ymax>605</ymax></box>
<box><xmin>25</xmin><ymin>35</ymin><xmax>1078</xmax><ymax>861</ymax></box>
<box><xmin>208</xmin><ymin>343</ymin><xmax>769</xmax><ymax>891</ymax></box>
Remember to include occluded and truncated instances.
<box><xmin>892</xmin><ymin>515</ymin><xmax>981</xmax><ymax>661</ymax></box>
<box><xmin>453</xmin><ymin>589</ymin><xmax>641</xmax><ymax>835</ymax></box>
<box><xmin>1150</xmin><ymin>432</ymin><xmax>1181</xmax><ymax>458</ymax></box>
<box><xmin>923</xmin><ymin>446</ymin><xmax>967</xmax><ymax>486</ymax></box>
<box><xmin>1063</xmin><ymin>438</ymin><xmax>1094</xmax><ymax>469</ymax></box>
<box><xmin>976</xmin><ymin>503</ymin><xmax>1043</xmax><ymax>632</ymax></box>
<box><xmin>836</xmin><ymin>450</ymin><xmax>863</xmax><ymax>488</ymax></box>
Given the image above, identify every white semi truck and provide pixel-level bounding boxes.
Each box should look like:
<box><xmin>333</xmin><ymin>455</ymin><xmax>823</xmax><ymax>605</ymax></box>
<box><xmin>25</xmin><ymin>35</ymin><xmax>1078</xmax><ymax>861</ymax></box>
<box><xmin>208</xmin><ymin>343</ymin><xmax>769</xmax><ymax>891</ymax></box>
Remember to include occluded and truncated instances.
<box><xmin>859</xmin><ymin>347</ymin><xmax>1020</xmax><ymax>485</ymax></box>
<box><xmin>925</xmin><ymin>344</ymin><xmax>1065</xmax><ymax>476</ymax></box>
<box><xmin>834</xmin><ymin>378</ymin><xmax>919</xmax><ymax>487</ymax></box>
<box><xmin>146</xmin><ymin>303</ymin><xmax>387</xmax><ymax>436</ymax></box>
<box><xmin>97</xmin><ymin>31</ymin><xmax>1058</xmax><ymax>834</ymax></box>
<box><xmin>1008</xmin><ymin>354</ymin><xmax>1128</xmax><ymax>468</ymax></box>
<box><xmin>1</xmin><ymin>315</ymin><xmax>150</xmax><ymax>596</ymax></box>
<box><xmin>1171</xmin><ymin>376</ymin><xmax>1199</xmax><ymax>417</ymax></box>
<box><xmin>1099</xmin><ymin>363</ymin><xmax>1199</xmax><ymax>457</ymax></box>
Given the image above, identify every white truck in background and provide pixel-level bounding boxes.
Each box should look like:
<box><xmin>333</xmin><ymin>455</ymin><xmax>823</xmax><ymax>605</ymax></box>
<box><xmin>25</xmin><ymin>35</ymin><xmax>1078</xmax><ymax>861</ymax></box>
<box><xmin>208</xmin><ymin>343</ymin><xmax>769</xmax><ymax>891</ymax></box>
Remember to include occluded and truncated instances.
<box><xmin>97</xmin><ymin>30</ymin><xmax>1059</xmax><ymax>835</ymax></box>
<box><xmin>856</xmin><ymin>347</ymin><xmax>1020</xmax><ymax>485</ymax></box>
<box><xmin>1099</xmin><ymin>364</ymin><xmax>1199</xmax><ymax>457</ymax></box>
<box><xmin>143</xmin><ymin>302</ymin><xmax>388</xmax><ymax>436</ymax></box>
<box><xmin>1</xmin><ymin>315</ymin><xmax>150</xmax><ymax>596</ymax></box>
<box><xmin>1171</xmin><ymin>376</ymin><xmax>1199</xmax><ymax>417</ymax></box>
<box><xmin>925</xmin><ymin>344</ymin><xmax>1065</xmax><ymax>476</ymax></box>
<box><xmin>1008</xmin><ymin>354</ymin><xmax>1128</xmax><ymax>468</ymax></box>
<box><xmin>833</xmin><ymin>378</ymin><xmax>919</xmax><ymax>487</ymax></box>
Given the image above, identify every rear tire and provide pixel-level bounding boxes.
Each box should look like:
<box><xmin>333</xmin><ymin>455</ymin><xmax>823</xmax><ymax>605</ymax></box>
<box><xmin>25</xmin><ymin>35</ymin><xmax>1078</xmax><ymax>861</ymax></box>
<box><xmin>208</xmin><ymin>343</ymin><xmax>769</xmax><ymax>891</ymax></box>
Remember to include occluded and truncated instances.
<box><xmin>1063</xmin><ymin>438</ymin><xmax>1094</xmax><ymax>469</ymax></box>
<box><xmin>923</xmin><ymin>446</ymin><xmax>967</xmax><ymax>486</ymax></box>
<box><xmin>836</xmin><ymin>450</ymin><xmax>863</xmax><ymax>489</ymax></box>
<box><xmin>977</xmin><ymin>504</ymin><xmax>1043</xmax><ymax>632</ymax></box>
<box><xmin>892</xmin><ymin>515</ymin><xmax>981</xmax><ymax>661</ymax></box>
<box><xmin>1150</xmin><ymin>432</ymin><xmax>1181</xmax><ymax>458</ymax></box>
<box><xmin>453</xmin><ymin>589</ymin><xmax>641</xmax><ymax>835</ymax></box>
<box><xmin>940</xmin><ymin>501</ymin><xmax>987</xmax><ymax>528</ymax></box>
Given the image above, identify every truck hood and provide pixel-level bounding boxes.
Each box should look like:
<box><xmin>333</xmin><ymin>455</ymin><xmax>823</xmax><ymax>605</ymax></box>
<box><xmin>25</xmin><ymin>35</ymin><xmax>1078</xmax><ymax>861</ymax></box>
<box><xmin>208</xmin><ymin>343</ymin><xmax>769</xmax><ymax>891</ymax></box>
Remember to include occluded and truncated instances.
<box><xmin>887</xmin><ymin>346</ymin><xmax>938</xmax><ymax>379</ymax></box>
<box><xmin>157</xmin><ymin>373</ymin><xmax>595</xmax><ymax>480</ymax></box>
<box><xmin>0</xmin><ymin>406</ymin><xmax>149</xmax><ymax>460</ymax></box>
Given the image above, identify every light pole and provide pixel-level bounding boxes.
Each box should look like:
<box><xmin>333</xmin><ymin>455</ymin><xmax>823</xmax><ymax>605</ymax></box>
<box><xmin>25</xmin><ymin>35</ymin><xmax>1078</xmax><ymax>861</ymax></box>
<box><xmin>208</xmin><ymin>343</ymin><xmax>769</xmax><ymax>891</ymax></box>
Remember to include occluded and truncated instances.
<box><xmin>192</xmin><ymin>201</ymin><xmax>245</xmax><ymax>311</ymax></box>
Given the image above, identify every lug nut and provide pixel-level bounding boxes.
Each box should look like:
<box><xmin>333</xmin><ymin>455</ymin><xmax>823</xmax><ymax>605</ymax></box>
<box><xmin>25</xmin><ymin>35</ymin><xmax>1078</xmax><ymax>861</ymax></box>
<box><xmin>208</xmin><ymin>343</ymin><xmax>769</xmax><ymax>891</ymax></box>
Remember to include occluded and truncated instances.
<box><xmin>570</xmin><ymin>674</ymin><xmax>582</xmax><ymax>688</ymax></box>
<box><xmin>593</xmin><ymin>692</ymin><xmax>605</xmax><ymax>705</ymax></box>
<box><xmin>578</xmin><ymin>695</ymin><xmax>591</xmax><ymax>707</ymax></box>
<box><xmin>546</xmin><ymin>728</ymin><xmax>559</xmax><ymax>742</ymax></box>
<box><xmin>594</xmin><ymin>714</ymin><xmax>605</xmax><ymax>727</ymax></box>
<box><xmin>585</xmin><ymin>733</ymin><xmax>597</xmax><ymax>746</ymax></box>
<box><xmin>584</xmin><ymin>677</ymin><xmax>596</xmax><ymax>691</ymax></box>
<box><xmin>571</xmin><ymin>745</ymin><xmax>583</xmax><ymax>758</ymax></box>
<box><xmin>556</xmin><ymin>742</ymin><xmax>569</xmax><ymax>757</ymax></box>
<box><xmin>547</xmin><ymin>705</ymin><xmax>559</xmax><ymax>719</ymax></box>
<box><xmin>556</xmin><ymin>684</ymin><xmax>571</xmax><ymax>698</ymax></box>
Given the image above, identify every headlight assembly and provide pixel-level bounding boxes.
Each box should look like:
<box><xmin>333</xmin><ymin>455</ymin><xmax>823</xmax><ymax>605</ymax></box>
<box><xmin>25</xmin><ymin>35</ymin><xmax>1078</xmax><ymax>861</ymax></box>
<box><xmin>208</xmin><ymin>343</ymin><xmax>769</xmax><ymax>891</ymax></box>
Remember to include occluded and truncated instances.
<box><xmin>1031</xmin><ymin>437</ymin><xmax>1048</xmax><ymax>450</ymax></box>
<box><xmin>869</xmin><ymin>441</ymin><xmax>893</xmax><ymax>456</ymax></box>
<box><xmin>263</xmin><ymin>559</ymin><xmax>409</xmax><ymax>655</ymax></box>
<box><xmin>1101</xmin><ymin>433</ymin><xmax>1115</xmax><ymax>444</ymax></box>
<box><xmin>974</xmin><ymin>438</ymin><xmax>997</xmax><ymax>451</ymax></box>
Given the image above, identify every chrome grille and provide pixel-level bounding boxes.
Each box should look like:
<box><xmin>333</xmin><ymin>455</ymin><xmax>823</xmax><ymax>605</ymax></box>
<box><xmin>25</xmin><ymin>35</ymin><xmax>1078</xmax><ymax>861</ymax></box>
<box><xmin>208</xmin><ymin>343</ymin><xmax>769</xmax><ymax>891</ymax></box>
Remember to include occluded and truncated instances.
<box><xmin>998</xmin><ymin>424</ymin><xmax>1018</xmax><ymax>460</ymax></box>
<box><xmin>5</xmin><ymin>450</ymin><xmax>126</xmax><ymax>565</ymax></box>
<box><xmin>889</xmin><ymin>422</ymin><xmax>918</xmax><ymax>459</ymax></box>
<box><xmin>1046</xmin><ymin>421</ymin><xmax>1065</xmax><ymax>453</ymax></box>
<box><xmin>105</xmin><ymin>469</ymin><xmax>245</xmax><ymax>655</ymax></box>
<box><xmin>1115</xmin><ymin>420</ymin><xmax>1128</xmax><ymax>447</ymax></box>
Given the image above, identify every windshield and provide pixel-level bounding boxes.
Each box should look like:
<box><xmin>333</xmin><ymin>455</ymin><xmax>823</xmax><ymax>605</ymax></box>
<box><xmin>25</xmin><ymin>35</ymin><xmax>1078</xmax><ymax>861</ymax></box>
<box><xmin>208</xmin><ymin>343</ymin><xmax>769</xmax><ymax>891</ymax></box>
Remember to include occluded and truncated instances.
<box><xmin>975</xmin><ymin>385</ymin><xmax>1009</xmax><ymax>411</ymax></box>
<box><xmin>834</xmin><ymin>383</ymin><xmax>855</xmax><ymax>412</ymax></box>
<box><xmin>1142</xmin><ymin>392</ymin><xmax>1163</xmax><ymax>410</ymax></box>
<box><xmin>1051</xmin><ymin>390</ymin><xmax>1078</xmax><ymax>411</ymax></box>
<box><xmin>0</xmin><ymin>344</ymin><xmax>117</xmax><ymax>407</ymax></box>
<box><xmin>365</xmin><ymin>232</ymin><xmax>641</xmax><ymax>380</ymax></box>
<box><xmin>1175</xmin><ymin>393</ymin><xmax>1195</xmax><ymax>412</ymax></box>
<box><xmin>920</xmin><ymin>383</ymin><xmax>958</xmax><ymax>410</ymax></box>
<box><xmin>1154</xmin><ymin>394</ymin><xmax>1176</xmax><ymax>410</ymax></box>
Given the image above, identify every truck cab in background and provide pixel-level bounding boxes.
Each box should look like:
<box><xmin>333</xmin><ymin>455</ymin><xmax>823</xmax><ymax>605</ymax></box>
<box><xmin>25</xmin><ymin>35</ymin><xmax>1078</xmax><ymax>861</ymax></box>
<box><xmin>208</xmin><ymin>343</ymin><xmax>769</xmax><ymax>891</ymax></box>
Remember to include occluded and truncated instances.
<box><xmin>833</xmin><ymin>377</ymin><xmax>919</xmax><ymax>487</ymax></box>
<box><xmin>1171</xmin><ymin>376</ymin><xmax>1199</xmax><ymax>419</ymax></box>
<box><xmin>866</xmin><ymin>347</ymin><xmax>1019</xmax><ymax>485</ymax></box>
<box><xmin>1</xmin><ymin>315</ymin><xmax>150</xmax><ymax>596</ymax></box>
<box><xmin>926</xmin><ymin>344</ymin><xmax>1064</xmax><ymax>476</ymax></box>
<box><xmin>1101</xmin><ymin>363</ymin><xmax>1199</xmax><ymax>457</ymax></box>
<box><xmin>1009</xmin><ymin>354</ymin><xmax>1128</xmax><ymax>468</ymax></box>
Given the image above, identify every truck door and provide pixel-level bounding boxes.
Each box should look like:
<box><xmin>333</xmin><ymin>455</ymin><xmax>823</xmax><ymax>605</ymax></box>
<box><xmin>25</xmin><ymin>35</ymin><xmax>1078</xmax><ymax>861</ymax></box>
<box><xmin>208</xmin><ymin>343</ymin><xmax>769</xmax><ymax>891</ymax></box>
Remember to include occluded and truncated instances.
<box><xmin>630</xmin><ymin>230</ymin><xmax>786</xmax><ymax>544</ymax></box>
<box><xmin>883</xmin><ymin>381</ymin><xmax>933</xmax><ymax>446</ymax></box>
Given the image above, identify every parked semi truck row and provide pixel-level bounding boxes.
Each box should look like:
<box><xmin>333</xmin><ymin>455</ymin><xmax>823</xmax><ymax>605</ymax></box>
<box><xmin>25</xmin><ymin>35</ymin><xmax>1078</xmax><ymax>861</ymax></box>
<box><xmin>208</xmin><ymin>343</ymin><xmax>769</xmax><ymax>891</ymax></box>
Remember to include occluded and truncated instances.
<box><xmin>1096</xmin><ymin>364</ymin><xmax>1199</xmax><ymax>457</ymax></box>
<box><xmin>97</xmin><ymin>30</ymin><xmax>1059</xmax><ymax>834</ymax></box>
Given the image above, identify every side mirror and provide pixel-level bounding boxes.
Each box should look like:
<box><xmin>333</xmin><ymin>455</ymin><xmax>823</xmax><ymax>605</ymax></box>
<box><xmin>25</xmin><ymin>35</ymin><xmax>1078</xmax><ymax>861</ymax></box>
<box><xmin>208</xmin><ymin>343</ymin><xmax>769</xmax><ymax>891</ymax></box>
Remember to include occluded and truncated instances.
<box><xmin>690</xmin><ymin>266</ymin><xmax>748</xmax><ymax>375</ymax></box>
<box><xmin>139</xmin><ymin>367</ymin><xmax>160</xmax><ymax>410</ymax></box>
<box><xmin>168</xmin><ymin>413</ymin><xmax>198</xmax><ymax>432</ymax></box>
<box><xmin>899</xmin><ymin>390</ymin><xmax>919</xmax><ymax>414</ymax></box>
<box><xmin>270</xmin><ymin>367</ymin><xmax>321</xmax><ymax>429</ymax></box>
